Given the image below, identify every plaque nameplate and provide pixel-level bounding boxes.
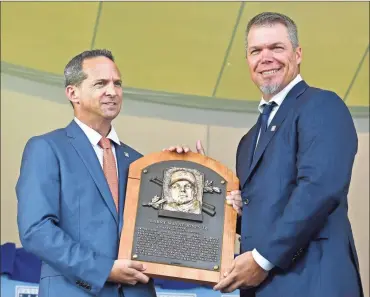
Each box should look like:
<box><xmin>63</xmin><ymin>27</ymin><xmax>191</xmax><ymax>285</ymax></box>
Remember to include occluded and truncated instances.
<box><xmin>118</xmin><ymin>152</ymin><xmax>239</xmax><ymax>285</ymax></box>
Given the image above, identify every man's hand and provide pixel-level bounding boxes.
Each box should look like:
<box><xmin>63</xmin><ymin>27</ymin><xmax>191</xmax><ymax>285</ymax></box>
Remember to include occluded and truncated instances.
<box><xmin>213</xmin><ymin>251</ymin><xmax>268</xmax><ymax>293</ymax></box>
<box><xmin>226</xmin><ymin>190</ymin><xmax>242</xmax><ymax>216</ymax></box>
<box><xmin>108</xmin><ymin>259</ymin><xmax>149</xmax><ymax>285</ymax></box>
<box><xmin>163</xmin><ymin>140</ymin><xmax>205</xmax><ymax>155</ymax></box>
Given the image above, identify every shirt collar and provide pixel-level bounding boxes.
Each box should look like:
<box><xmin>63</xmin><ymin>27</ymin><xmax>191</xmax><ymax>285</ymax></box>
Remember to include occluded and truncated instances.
<box><xmin>258</xmin><ymin>74</ymin><xmax>303</xmax><ymax>113</ymax></box>
<box><xmin>74</xmin><ymin>117</ymin><xmax>121</xmax><ymax>146</ymax></box>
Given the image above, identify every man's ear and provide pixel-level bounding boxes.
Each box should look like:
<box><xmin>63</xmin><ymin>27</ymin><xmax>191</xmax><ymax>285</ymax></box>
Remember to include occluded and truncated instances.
<box><xmin>295</xmin><ymin>46</ymin><xmax>302</xmax><ymax>66</ymax></box>
<box><xmin>65</xmin><ymin>85</ymin><xmax>80</xmax><ymax>105</ymax></box>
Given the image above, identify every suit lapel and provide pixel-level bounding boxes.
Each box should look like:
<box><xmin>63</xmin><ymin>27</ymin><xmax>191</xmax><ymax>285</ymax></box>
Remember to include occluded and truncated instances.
<box><xmin>66</xmin><ymin>121</ymin><xmax>118</xmax><ymax>225</ymax></box>
<box><xmin>245</xmin><ymin>81</ymin><xmax>309</xmax><ymax>185</ymax></box>
<box><xmin>115</xmin><ymin>143</ymin><xmax>130</xmax><ymax>234</ymax></box>
<box><xmin>237</xmin><ymin>120</ymin><xmax>261</xmax><ymax>187</ymax></box>
<box><xmin>248</xmin><ymin>116</ymin><xmax>262</xmax><ymax>168</ymax></box>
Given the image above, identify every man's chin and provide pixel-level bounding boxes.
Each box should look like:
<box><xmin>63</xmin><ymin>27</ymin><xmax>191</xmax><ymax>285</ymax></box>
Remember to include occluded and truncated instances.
<box><xmin>259</xmin><ymin>83</ymin><xmax>282</xmax><ymax>95</ymax></box>
<box><xmin>102</xmin><ymin>112</ymin><xmax>119</xmax><ymax>120</ymax></box>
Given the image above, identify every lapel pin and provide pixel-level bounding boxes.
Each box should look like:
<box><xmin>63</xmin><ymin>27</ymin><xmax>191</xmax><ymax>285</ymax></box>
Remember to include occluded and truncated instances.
<box><xmin>271</xmin><ymin>125</ymin><xmax>276</xmax><ymax>132</ymax></box>
<box><xmin>124</xmin><ymin>152</ymin><xmax>129</xmax><ymax>157</ymax></box>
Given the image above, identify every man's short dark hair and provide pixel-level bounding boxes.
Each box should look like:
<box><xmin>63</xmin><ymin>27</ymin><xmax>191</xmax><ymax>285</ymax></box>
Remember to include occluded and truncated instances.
<box><xmin>64</xmin><ymin>49</ymin><xmax>114</xmax><ymax>88</ymax></box>
<box><xmin>245</xmin><ymin>12</ymin><xmax>299</xmax><ymax>49</ymax></box>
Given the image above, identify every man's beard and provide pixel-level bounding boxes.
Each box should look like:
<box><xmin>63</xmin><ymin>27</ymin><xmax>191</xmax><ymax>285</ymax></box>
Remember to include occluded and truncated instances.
<box><xmin>259</xmin><ymin>83</ymin><xmax>281</xmax><ymax>95</ymax></box>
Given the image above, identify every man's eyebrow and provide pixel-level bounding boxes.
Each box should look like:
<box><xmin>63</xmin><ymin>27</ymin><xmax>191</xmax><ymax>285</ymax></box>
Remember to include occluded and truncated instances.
<box><xmin>269</xmin><ymin>42</ymin><xmax>285</xmax><ymax>47</ymax></box>
<box><xmin>249</xmin><ymin>42</ymin><xmax>285</xmax><ymax>50</ymax></box>
<box><xmin>93</xmin><ymin>78</ymin><xmax>107</xmax><ymax>83</ymax></box>
<box><xmin>248</xmin><ymin>46</ymin><xmax>259</xmax><ymax>51</ymax></box>
<box><xmin>92</xmin><ymin>78</ymin><xmax>122</xmax><ymax>84</ymax></box>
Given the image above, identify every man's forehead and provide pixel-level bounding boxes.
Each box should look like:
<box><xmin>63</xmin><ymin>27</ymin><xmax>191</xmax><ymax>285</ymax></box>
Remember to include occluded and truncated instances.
<box><xmin>247</xmin><ymin>24</ymin><xmax>290</xmax><ymax>46</ymax></box>
<box><xmin>82</xmin><ymin>57</ymin><xmax>121</xmax><ymax>78</ymax></box>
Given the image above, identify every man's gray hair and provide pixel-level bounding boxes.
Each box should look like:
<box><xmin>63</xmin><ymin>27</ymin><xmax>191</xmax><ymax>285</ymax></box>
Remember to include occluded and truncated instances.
<box><xmin>245</xmin><ymin>12</ymin><xmax>299</xmax><ymax>50</ymax></box>
<box><xmin>64</xmin><ymin>49</ymin><xmax>114</xmax><ymax>87</ymax></box>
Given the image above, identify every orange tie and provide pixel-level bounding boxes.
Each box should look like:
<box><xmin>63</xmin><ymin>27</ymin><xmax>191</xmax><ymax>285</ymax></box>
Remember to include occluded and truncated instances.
<box><xmin>98</xmin><ymin>137</ymin><xmax>119</xmax><ymax>211</ymax></box>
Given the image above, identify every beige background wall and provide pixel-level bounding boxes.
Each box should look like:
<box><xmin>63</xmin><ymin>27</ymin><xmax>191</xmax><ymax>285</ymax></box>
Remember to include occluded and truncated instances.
<box><xmin>1</xmin><ymin>75</ymin><xmax>369</xmax><ymax>295</ymax></box>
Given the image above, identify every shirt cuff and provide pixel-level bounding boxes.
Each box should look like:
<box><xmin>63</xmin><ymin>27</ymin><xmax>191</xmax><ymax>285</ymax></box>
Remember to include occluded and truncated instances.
<box><xmin>252</xmin><ymin>248</ymin><xmax>274</xmax><ymax>271</ymax></box>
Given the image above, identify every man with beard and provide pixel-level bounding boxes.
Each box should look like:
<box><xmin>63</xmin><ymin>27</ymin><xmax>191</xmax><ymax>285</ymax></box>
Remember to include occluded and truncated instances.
<box><xmin>169</xmin><ymin>12</ymin><xmax>364</xmax><ymax>297</ymax></box>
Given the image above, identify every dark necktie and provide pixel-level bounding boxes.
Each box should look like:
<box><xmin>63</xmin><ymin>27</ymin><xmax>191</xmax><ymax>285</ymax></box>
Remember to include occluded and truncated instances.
<box><xmin>259</xmin><ymin>101</ymin><xmax>277</xmax><ymax>136</ymax></box>
<box><xmin>251</xmin><ymin>101</ymin><xmax>277</xmax><ymax>165</ymax></box>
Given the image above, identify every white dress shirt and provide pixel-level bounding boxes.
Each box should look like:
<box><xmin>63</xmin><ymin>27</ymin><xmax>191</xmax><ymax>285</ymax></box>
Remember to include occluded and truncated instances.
<box><xmin>74</xmin><ymin>117</ymin><xmax>120</xmax><ymax>177</ymax></box>
<box><xmin>252</xmin><ymin>74</ymin><xmax>303</xmax><ymax>271</ymax></box>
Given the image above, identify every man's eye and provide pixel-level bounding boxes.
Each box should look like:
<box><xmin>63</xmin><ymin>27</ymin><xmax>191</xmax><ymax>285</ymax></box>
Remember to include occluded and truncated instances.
<box><xmin>95</xmin><ymin>82</ymin><xmax>104</xmax><ymax>86</ymax></box>
<box><xmin>114</xmin><ymin>82</ymin><xmax>122</xmax><ymax>87</ymax></box>
<box><xmin>250</xmin><ymin>49</ymin><xmax>259</xmax><ymax>55</ymax></box>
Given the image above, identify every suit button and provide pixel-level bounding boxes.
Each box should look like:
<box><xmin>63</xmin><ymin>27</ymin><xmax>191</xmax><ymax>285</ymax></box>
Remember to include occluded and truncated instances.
<box><xmin>244</xmin><ymin>199</ymin><xmax>250</xmax><ymax>205</ymax></box>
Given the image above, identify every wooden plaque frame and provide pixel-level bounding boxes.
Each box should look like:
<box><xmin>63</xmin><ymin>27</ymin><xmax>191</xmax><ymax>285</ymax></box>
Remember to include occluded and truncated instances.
<box><xmin>118</xmin><ymin>151</ymin><xmax>239</xmax><ymax>286</ymax></box>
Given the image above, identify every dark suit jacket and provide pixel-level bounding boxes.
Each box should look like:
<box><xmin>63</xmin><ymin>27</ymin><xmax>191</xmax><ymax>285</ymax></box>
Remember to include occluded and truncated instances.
<box><xmin>16</xmin><ymin>120</ymin><xmax>157</xmax><ymax>297</ymax></box>
<box><xmin>236</xmin><ymin>81</ymin><xmax>363</xmax><ymax>297</ymax></box>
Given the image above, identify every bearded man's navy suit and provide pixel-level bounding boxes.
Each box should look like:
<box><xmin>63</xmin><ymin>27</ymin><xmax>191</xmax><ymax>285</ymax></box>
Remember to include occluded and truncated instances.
<box><xmin>236</xmin><ymin>80</ymin><xmax>363</xmax><ymax>297</ymax></box>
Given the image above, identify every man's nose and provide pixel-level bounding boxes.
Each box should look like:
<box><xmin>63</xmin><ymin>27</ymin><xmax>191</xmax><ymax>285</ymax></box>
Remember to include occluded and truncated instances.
<box><xmin>260</xmin><ymin>49</ymin><xmax>274</xmax><ymax>63</ymax></box>
<box><xmin>105</xmin><ymin>84</ymin><xmax>117</xmax><ymax>97</ymax></box>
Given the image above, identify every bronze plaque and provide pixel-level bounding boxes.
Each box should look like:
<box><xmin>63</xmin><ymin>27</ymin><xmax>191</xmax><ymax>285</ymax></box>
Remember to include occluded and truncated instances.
<box><xmin>133</xmin><ymin>160</ymin><xmax>226</xmax><ymax>271</ymax></box>
<box><xmin>119</xmin><ymin>152</ymin><xmax>239</xmax><ymax>286</ymax></box>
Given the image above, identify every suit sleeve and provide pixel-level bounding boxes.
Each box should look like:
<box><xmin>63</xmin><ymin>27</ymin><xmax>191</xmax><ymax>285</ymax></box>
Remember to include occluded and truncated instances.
<box><xmin>16</xmin><ymin>136</ymin><xmax>115</xmax><ymax>295</ymax></box>
<box><xmin>255</xmin><ymin>91</ymin><xmax>358</xmax><ymax>270</ymax></box>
